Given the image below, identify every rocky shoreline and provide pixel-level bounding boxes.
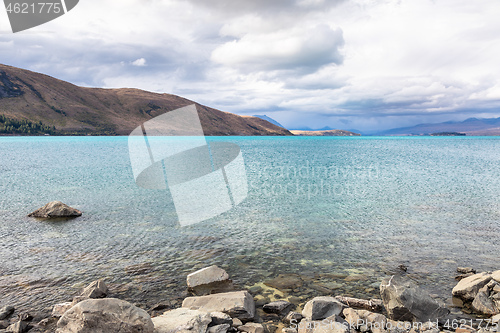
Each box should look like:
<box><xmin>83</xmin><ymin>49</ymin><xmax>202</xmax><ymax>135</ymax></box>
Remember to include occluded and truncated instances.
<box><xmin>1</xmin><ymin>265</ymin><xmax>499</xmax><ymax>333</ymax></box>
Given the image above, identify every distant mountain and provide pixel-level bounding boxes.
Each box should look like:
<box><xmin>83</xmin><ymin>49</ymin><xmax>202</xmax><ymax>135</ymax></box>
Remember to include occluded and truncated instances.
<box><xmin>377</xmin><ymin>117</ymin><xmax>500</xmax><ymax>136</ymax></box>
<box><xmin>0</xmin><ymin>64</ymin><xmax>291</xmax><ymax>136</ymax></box>
<box><xmin>252</xmin><ymin>115</ymin><xmax>285</xmax><ymax>128</ymax></box>
<box><xmin>290</xmin><ymin>129</ymin><xmax>361</xmax><ymax>136</ymax></box>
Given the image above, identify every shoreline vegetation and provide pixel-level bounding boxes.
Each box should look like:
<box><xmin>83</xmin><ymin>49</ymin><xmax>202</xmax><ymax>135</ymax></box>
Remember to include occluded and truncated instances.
<box><xmin>1</xmin><ymin>265</ymin><xmax>499</xmax><ymax>333</ymax></box>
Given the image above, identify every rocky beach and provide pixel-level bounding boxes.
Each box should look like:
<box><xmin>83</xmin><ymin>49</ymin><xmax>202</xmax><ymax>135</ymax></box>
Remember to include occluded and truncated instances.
<box><xmin>1</xmin><ymin>264</ymin><xmax>499</xmax><ymax>333</ymax></box>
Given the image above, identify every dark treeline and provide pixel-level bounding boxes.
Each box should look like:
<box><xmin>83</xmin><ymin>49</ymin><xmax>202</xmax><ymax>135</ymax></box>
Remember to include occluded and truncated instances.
<box><xmin>0</xmin><ymin>114</ymin><xmax>57</xmax><ymax>135</ymax></box>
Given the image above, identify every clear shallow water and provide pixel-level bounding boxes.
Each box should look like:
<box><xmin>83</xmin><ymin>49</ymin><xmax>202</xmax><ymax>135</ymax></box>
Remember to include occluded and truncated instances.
<box><xmin>1</xmin><ymin>136</ymin><xmax>500</xmax><ymax>314</ymax></box>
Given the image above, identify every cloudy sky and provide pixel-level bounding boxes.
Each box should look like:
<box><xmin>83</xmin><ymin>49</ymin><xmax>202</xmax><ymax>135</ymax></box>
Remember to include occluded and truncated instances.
<box><xmin>1</xmin><ymin>0</ymin><xmax>500</xmax><ymax>132</ymax></box>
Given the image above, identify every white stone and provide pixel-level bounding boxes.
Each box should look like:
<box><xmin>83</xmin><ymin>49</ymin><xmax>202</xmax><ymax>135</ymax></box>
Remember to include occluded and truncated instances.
<box><xmin>152</xmin><ymin>308</ymin><xmax>211</xmax><ymax>333</ymax></box>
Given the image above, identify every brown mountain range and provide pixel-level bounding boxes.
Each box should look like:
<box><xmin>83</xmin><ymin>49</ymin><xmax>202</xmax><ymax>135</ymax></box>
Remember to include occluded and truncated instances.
<box><xmin>0</xmin><ymin>64</ymin><xmax>291</xmax><ymax>136</ymax></box>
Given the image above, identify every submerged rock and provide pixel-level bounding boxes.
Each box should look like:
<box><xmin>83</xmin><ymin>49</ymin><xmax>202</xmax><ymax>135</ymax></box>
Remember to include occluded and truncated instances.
<box><xmin>56</xmin><ymin>298</ymin><xmax>153</xmax><ymax>333</ymax></box>
<box><xmin>151</xmin><ymin>308</ymin><xmax>211</xmax><ymax>333</ymax></box>
<box><xmin>182</xmin><ymin>291</ymin><xmax>255</xmax><ymax>320</ymax></box>
<box><xmin>28</xmin><ymin>201</ymin><xmax>82</xmax><ymax>218</ymax></box>
<box><xmin>380</xmin><ymin>275</ymin><xmax>449</xmax><ymax>322</ymax></box>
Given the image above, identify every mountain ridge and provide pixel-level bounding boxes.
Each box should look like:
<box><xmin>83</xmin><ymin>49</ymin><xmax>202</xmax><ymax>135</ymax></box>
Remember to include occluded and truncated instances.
<box><xmin>0</xmin><ymin>64</ymin><xmax>291</xmax><ymax>136</ymax></box>
<box><xmin>377</xmin><ymin>117</ymin><xmax>500</xmax><ymax>136</ymax></box>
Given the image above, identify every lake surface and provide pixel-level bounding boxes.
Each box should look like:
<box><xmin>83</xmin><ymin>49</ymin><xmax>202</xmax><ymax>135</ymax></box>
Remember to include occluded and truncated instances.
<box><xmin>1</xmin><ymin>136</ymin><xmax>500</xmax><ymax>314</ymax></box>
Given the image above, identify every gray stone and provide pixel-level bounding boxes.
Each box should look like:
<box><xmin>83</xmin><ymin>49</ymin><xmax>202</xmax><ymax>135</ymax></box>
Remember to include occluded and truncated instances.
<box><xmin>232</xmin><ymin>318</ymin><xmax>243</xmax><ymax>327</ymax></box>
<box><xmin>380</xmin><ymin>275</ymin><xmax>449</xmax><ymax>322</ymax></box>
<box><xmin>5</xmin><ymin>321</ymin><xmax>29</xmax><ymax>333</ymax></box>
<box><xmin>151</xmin><ymin>308</ymin><xmax>211</xmax><ymax>333</ymax></box>
<box><xmin>56</xmin><ymin>298</ymin><xmax>154</xmax><ymax>333</ymax></box>
<box><xmin>182</xmin><ymin>291</ymin><xmax>255</xmax><ymax>320</ymax></box>
<box><xmin>80</xmin><ymin>280</ymin><xmax>108</xmax><ymax>299</ymax></box>
<box><xmin>208</xmin><ymin>324</ymin><xmax>230</xmax><ymax>333</ymax></box>
<box><xmin>0</xmin><ymin>306</ymin><xmax>15</xmax><ymax>320</ymax></box>
<box><xmin>28</xmin><ymin>201</ymin><xmax>82</xmax><ymax>218</ymax></box>
<box><xmin>52</xmin><ymin>302</ymin><xmax>72</xmax><ymax>318</ymax></box>
<box><xmin>210</xmin><ymin>311</ymin><xmax>232</xmax><ymax>326</ymax></box>
<box><xmin>491</xmin><ymin>313</ymin><xmax>500</xmax><ymax>324</ymax></box>
<box><xmin>343</xmin><ymin>308</ymin><xmax>386</xmax><ymax>333</ymax></box>
<box><xmin>284</xmin><ymin>312</ymin><xmax>304</xmax><ymax>325</ymax></box>
<box><xmin>187</xmin><ymin>265</ymin><xmax>229</xmax><ymax>288</ymax></box>
<box><xmin>472</xmin><ymin>289</ymin><xmax>498</xmax><ymax>315</ymax></box>
<box><xmin>0</xmin><ymin>321</ymin><xmax>9</xmax><ymax>329</ymax></box>
<box><xmin>457</xmin><ymin>267</ymin><xmax>476</xmax><ymax>274</ymax></box>
<box><xmin>283</xmin><ymin>329</ymin><xmax>298</xmax><ymax>333</ymax></box>
<box><xmin>302</xmin><ymin>297</ymin><xmax>346</xmax><ymax>321</ymax></box>
<box><xmin>452</xmin><ymin>272</ymin><xmax>492</xmax><ymax>301</ymax></box>
<box><xmin>263</xmin><ymin>300</ymin><xmax>294</xmax><ymax>315</ymax></box>
<box><xmin>239</xmin><ymin>323</ymin><xmax>265</xmax><ymax>333</ymax></box>
<box><xmin>297</xmin><ymin>316</ymin><xmax>349</xmax><ymax>333</ymax></box>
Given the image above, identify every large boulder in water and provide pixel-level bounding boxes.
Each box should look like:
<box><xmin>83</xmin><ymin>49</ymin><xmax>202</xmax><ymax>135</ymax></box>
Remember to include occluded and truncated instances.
<box><xmin>56</xmin><ymin>298</ymin><xmax>154</xmax><ymax>333</ymax></box>
<box><xmin>380</xmin><ymin>275</ymin><xmax>449</xmax><ymax>322</ymax></box>
<box><xmin>28</xmin><ymin>201</ymin><xmax>82</xmax><ymax>218</ymax></box>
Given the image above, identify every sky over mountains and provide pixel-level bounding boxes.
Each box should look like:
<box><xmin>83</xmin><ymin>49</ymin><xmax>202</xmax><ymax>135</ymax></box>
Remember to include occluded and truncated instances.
<box><xmin>1</xmin><ymin>0</ymin><xmax>500</xmax><ymax>131</ymax></box>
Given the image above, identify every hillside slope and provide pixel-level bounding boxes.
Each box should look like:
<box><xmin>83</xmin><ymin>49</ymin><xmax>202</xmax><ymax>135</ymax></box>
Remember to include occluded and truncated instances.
<box><xmin>0</xmin><ymin>64</ymin><xmax>291</xmax><ymax>136</ymax></box>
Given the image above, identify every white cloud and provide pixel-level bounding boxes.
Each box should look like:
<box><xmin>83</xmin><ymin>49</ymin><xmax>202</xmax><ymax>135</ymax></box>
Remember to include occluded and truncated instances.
<box><xmin>132</xmin><ymin>58</ymin><xmax>147</xmax><ymax>67</ymax></box>
<box><xmin>1</xmin><ymin>0</ymin><xmax>500</xmax><ymax>131</ymax></box>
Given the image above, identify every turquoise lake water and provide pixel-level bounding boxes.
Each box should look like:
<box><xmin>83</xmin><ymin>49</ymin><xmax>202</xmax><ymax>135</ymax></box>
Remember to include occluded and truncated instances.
<box><xmin>1</xmin><ymin>136</ymin><xmax>500</xmax><ymax>314</ymax></box>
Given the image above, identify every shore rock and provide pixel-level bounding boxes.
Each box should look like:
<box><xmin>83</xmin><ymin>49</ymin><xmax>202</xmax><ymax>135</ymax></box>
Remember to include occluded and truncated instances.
<box><xmin>28</xmin><ymin>201</ymin><xmax>82</xmax><ymax>218</ymax></box>
<box><xmin>151</xmin><ymin>308</ymin><xmax>211</xmax><ymax>333</ymax></box>
<box><xmin>0</xmin><ymin>306</ymin><xmax>15</xmax><ymax>320</ymax></box>
<box><xmin>56</xmin><ymin>298</ymin><xmax>153</xmax><ymax>333</ymax></box>
<box><xmin>284</xmin><ymin>312</ymin><xmax>304</xmax><ymax>325</ymax></box>
<box><xmin>297</xmin><ymin>316</ymin><xmax>349</xmax><ymax>333</ymax></box>
<box><xmin>208</xmin><ymin>323</ymin><xmax>230</xmax><ymax>333</ymax></box>
<box><xmin>452</xmin><ymin>272</ymin><xmax>492</xmax><ymax>301</ymax></box>
<box><xmin>302</xmin><ymin>297</ymin><xmax>346</xmax><ymax>321</ymax></box>
<box><xmin>80</xmin><ymin>280</ymin><xmax>108</xmax><ymax>299</ymax></box>
<box><xmin>343</xmin><ymin>308</ymin><xmax>386</xmax><ymax>333</ymax></box>
<box><xmin>182</xmin><ymin>291</ymin><xmax>255</xmax><ymax>320</ymax></box>
<box><xmin>492</xmin><ymin>270</ymin><xmax>500</xmax><ymax>283</ymax></box>
<box><xmin>263</xmin><ymin>300</ymin><xmax>294</xmax><ymax>315</ymax></box>
<box><xmin>5</xmin><ymin>321</ymin><xmax>30</xmax><ymax>333</ymax></box>
<box><xmin>380</xmin><ymin>275</ymin><xmax>449</xmax><ymax>322</ymax></box>
<box><xmin>472</xmin><ymin>287</ymin><xmax>498</xmax><ymax>315</ymax></box>
<box><xmin>239</xmin><ymin>322</ymin><xmax>265</xmax><ymax>333</ymax></box>
<box><xmin>52</xmin><ymin>302</ymin><xmax>72</xmax><ymax>318</ymax></box>
<box><xmin>210</xmin><ymin>311</ymin><xmax>232</xmax><ymax>326</ymax></box>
